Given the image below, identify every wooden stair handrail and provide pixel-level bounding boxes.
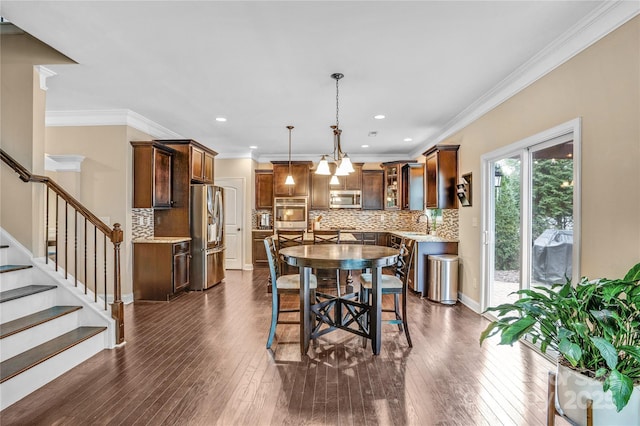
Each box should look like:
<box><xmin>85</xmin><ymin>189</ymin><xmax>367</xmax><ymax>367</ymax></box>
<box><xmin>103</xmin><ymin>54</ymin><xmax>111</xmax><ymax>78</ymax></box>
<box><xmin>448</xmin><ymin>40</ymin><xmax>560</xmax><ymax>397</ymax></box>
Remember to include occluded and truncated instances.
<box><xmin>1</xmin><ymin>148</ymin><xmax>124</xmax><ymax>344</ymax></box>
<box><xmin>1</xmin><ymin>149</ymin><xmax>117</xmax><ymax>240</ymax></box>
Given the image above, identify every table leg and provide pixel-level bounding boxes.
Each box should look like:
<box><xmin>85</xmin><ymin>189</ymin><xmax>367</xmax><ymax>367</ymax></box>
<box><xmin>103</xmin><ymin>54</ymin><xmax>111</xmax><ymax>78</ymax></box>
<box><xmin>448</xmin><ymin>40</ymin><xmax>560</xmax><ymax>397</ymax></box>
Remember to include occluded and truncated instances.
<box><xmin>300</xmin><ymin>266</ymin><xmax>312</xmax><ymax>354</ymax></box>
<box><xmin>371</xmin><ymin>266</ymin><xmax>382</xmax><ymax>355</ymax></box>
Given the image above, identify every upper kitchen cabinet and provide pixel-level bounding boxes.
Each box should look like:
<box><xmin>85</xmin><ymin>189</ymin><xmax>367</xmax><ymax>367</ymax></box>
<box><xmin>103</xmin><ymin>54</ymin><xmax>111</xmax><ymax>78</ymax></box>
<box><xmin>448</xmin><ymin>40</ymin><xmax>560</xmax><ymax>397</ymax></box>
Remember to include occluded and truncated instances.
<box><xmin>332</xmin><ymin>163</ymin><xmax>363</xmax><ymax>190</ymax></box>
<box><xmin>310</xmin><ymin>172</ymin><xmax>330</xmax><ymax>210</ymax></box>
<box><xmin>272</xmin><ymin>161</ymin><xmax>312</xmax><ymax>197</ymax></box>
<box><xmin>401</xmin><ymin>163</ymin><xmax>425</xmax><ymax>211</ymax></box>
<box><xmin>255</xmin><ymin>169</ymin><xmax>274</xmax><ymax>209</ymax></box>
<box><xmin>423</xmin><ymin>145</ymin><xmax>459</xmax><ymax>209</ymax></box>
<box><xmin>189</xmin><ymin>143</ymin><xmax>215</xmax><ymax>183</ymax></box>
<box><xmin>382</xmin><ymin>162</ymin><xmax>402</xmax><ymax>210</ymax></box>
<box><xmin>131</xmin><ymin>141</ymin><xmax>175</xmax><ymax>209</ymax></box>
<box><xmin>362</xmin><ymin>170</ymin><xmax>384</xmax><ymax>210</ymax></box>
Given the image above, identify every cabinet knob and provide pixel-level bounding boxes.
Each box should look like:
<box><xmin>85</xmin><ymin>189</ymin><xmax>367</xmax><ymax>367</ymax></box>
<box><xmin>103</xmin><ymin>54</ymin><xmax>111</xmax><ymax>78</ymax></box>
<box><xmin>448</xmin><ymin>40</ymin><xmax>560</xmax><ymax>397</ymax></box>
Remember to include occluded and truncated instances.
<box><xmin>237</xmin><ymin>228</ymin><xmax>241</xmax><ymax>231</ymax></box>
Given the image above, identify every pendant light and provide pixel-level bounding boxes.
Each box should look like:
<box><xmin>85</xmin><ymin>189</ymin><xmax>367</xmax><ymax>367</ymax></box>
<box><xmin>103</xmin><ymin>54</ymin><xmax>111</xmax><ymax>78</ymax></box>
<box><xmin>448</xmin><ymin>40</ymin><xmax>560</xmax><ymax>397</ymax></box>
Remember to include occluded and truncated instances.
<box><xmin>315</xmin><ymin>73</ymin><xmax>354</xmax><ymax>177</ymax></box>
<box><xmin>285</xmin><ymin>125</ymin><xmax>295</xmax><ymax>185</ymax></box>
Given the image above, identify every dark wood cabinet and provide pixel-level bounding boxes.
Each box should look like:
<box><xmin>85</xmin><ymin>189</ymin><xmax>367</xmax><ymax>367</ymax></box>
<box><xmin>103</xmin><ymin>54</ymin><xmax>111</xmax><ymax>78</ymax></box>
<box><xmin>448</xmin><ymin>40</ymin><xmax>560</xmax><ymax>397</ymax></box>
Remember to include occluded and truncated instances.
<box><xmin>190</xmin><ymin>145</ymin><xmax>215</xmax><ymax>183</ymax></box>
<box><xmin>255</xmin><ymin>170</ymin><xmax>274</xmax><ymax>209</ymax></box>
<box><xmin>310</xmin><ymin>173</ymin><xmax>331</xmax><ymax>210</ymax></box>
<box><xmin>332</xmin><ymin>164</ymin><xmax>363</xmax><ymax>190</ymax></box>
<box><xmin>272</xmin><ymin>162</ymin><xmax>311</xmax><ymax>197</ymax></box>
<box><xmin>382</xmin><ymin>163</ymin><xmax>402</xmax><ymax>210</ymax></box>
<box><xmin>152</xmin><ymin>139</ymin><xmax>217</xmax><ymax>237</ymax></box>
<box><xmin>131</xmin><ymin>141</ymin><xmax>175</xmax><ymax>209</ymax></box>
<box><xmin>252</xmin><ymin>230</ymin><xmax>273</xmax><ymax>269</ymax></box>
<box><xmin>133</xmin><ymin>240</ymin><xmax>191</xmax><ymax>301</ymax></box>
<box><xmin>203</xmin><ymin>152</ymin><xmax>214</xmax><ymax>183</ymax></box>
<box><xmin>423</xmin><ymin>145</ymin><xmax>459</xmax><ymax>209</ymax></box>
<box><xmin>401</xmin><ymin>163</ymin><xmax>425</xmax><ymax>211</ymax></box>
<box><xmin>362</xmin><ymin>170</ymin><xmax>384</xmax><ymax>210</ymax></box>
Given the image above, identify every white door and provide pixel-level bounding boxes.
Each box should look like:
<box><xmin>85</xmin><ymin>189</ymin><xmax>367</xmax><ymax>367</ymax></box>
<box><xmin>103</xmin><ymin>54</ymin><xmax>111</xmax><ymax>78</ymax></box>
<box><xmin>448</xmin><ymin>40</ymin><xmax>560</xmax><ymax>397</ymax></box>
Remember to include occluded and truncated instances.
<box><xmin>217</xmin><ymin>178</ymin><xmax>244</xmax><ymax>270</ymax></box>
<box><xmin>481</xmin><ymin>119</ymin><xmax>581</xmax><ymax>313</ymax></box>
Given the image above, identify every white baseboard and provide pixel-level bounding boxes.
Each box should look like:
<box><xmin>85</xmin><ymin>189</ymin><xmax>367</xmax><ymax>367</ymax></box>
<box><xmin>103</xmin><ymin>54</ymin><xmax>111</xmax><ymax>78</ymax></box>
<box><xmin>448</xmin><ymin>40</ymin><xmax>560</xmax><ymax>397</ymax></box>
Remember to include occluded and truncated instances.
<box><xmin>458</xmin><ymin>292</ymin><xmax>481</xmax><ymax>314</ymax></box>
<box><xmin>243</xmin><ymin>264</ymin><xmax>254</xmax><ymax>271</ymax></box>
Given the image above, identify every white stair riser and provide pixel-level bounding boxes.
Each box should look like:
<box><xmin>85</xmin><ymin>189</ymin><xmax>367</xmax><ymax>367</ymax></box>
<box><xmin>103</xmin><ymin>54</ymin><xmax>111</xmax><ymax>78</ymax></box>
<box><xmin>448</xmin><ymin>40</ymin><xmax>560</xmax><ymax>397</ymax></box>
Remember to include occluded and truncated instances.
<box><xmin>0</xmin><ymin>268</ymin><xmax>35</xmax><ymax>292</ymax></box>
<box><xmin>1</xmin><ymin>310</ymin><xmax>81</xmax><ymax>361</ymax></box>
<box><xmin>0</xmin><ymin>248</ymin><xmax>8</xmax><ymax>265</ymax></box>
<box><xmin>0</xmin><ymin>244</ymin><xmax>30</xmax><ymax>265</ymax></box>
<box><xmin>0</xmin><ymin>331</ymin><xmax>106</xmax><ymax>410</ymax></box>
<box><xmin>0</xmin><ymin>290</ymin><xmax>57</xmax><ymax>323</ymax></box>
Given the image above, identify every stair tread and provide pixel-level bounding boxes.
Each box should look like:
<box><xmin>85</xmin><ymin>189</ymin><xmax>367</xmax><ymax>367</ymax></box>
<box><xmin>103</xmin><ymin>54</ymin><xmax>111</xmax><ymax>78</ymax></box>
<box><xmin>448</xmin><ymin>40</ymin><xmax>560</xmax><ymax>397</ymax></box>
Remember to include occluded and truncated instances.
<box><xmin>1</xmin><ymin>306</ymin><xmax>83</xmax><ymax>339</ymax></box>
<box><xmin>0</xmin><ymin>264</ymin><xmax>33</xmax><ymax>274</ymax></box>
<box><xmin>0</xmin><ymin>285</ymin><xmax>57</xmax><ymax>303</ymax></box>
<box><xmin>0</xmin><ymin>326</ymin><xmax>106</xmax><ymax>383</ymax></box>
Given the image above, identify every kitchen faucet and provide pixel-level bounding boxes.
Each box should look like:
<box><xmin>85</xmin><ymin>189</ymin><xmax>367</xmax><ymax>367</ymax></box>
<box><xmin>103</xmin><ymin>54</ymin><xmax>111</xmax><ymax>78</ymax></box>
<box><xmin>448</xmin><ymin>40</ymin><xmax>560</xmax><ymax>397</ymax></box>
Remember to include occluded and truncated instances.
<box><xmin>415</xmin><ymin>212</ymin><xmax>431</xmax><ymax>234</ymax></box>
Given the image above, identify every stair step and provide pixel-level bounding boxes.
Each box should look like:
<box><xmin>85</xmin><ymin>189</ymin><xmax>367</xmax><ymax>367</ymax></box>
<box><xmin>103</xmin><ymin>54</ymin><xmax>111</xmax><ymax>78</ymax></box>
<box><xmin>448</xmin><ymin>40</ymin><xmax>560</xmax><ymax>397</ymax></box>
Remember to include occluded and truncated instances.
<box><xmin>0</xmin><ymin>264</ymin><xmax>32</xmax><ymax>274</ymax></box>
<box><xmin>0</xmin><ymin>285</ymin><xmax>57</xmax><ymax>303</ymax></box>
<box><xmin>0</xmin><ymin>326</ymin><xmax>106</xmax><ymax>383</ymax></box>
<box><xmin>0</xmin><ymin>306</ymin><xmax>83</xmax><ymax>339</ymax></box>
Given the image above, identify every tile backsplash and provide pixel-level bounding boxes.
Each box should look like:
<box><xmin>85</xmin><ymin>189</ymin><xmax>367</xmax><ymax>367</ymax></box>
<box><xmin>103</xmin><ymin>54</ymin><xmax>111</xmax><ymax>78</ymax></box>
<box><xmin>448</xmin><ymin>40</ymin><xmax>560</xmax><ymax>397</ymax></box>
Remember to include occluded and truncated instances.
<box><xmin>252</xmin><ymin>208</ymin><xmax>459</xmax><ymax>240</ymax></box>
<box><xmin>132</xmin><ymin>208</ymin><xmax>154</xmax><ymax>239</ymax></box>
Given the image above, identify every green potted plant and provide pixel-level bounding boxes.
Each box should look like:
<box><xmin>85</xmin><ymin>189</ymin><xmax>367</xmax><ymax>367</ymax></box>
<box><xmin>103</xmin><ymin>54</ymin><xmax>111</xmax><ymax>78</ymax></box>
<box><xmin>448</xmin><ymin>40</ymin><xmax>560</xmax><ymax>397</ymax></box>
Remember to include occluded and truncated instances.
<box><xmin>480</xmin><ymin>262</ymin><xmax>640</xmax><ymax>425</ymax></box>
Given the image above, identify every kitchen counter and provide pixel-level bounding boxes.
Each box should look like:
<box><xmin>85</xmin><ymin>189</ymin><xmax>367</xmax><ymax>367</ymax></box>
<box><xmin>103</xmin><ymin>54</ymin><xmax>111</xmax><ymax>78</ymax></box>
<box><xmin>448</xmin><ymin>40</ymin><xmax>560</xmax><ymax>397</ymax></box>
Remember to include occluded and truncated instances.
<box><xmin>389</xmin><ymin>231</ymin><xmax>457</xmax><ymax>243</ymax></box>
<box><xmin>133</xmin><ymin>237</ymin><xmax>191</xmax><ymax>244</ymax></box>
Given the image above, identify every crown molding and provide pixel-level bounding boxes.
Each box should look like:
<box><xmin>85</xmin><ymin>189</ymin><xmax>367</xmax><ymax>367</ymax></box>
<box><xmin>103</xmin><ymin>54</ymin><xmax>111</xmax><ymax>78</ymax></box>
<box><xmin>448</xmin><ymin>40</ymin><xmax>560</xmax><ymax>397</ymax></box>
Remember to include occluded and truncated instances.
<box><xmin>410</xmin><ymin>0</ymin><xmax>640</xmax><ymax>158</ymax></box>
<box><xmin>45</xmin><ymin>109</ymin><xmax>183</xmax><ymax>139</ymax></box>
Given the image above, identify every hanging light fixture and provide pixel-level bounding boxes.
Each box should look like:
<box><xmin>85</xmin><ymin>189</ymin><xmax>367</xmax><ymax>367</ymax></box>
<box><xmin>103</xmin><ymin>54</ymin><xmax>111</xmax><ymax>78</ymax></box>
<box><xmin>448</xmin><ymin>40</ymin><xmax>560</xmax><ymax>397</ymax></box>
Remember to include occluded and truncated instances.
<box><xmin>315</xmin><ymin>73</ymin><xmax>354</xmax><ymax>177</ymax></box>
<box><xmin>285</xmin><ymin>125</ymin><xmax>295</xmax><ymax>186</ymax></box>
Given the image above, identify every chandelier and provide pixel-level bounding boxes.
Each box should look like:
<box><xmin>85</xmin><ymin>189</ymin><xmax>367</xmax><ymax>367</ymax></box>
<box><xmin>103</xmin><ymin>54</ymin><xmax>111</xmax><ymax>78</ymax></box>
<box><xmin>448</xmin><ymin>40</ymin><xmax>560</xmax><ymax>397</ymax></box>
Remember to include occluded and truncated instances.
<box><xmin>315</xmin><ymin>73</ymin><xmax>354</xmax><ymax>184</ymax></box>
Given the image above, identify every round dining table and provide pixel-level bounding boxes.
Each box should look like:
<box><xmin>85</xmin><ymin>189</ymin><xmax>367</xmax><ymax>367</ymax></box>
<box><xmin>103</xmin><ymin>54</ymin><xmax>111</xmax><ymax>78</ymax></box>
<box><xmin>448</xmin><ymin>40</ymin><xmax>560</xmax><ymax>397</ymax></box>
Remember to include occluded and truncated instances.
<box><xmin>279</xmin><ymin>244</ymin><xmax>399</xmax><ymax>355</ymax></box>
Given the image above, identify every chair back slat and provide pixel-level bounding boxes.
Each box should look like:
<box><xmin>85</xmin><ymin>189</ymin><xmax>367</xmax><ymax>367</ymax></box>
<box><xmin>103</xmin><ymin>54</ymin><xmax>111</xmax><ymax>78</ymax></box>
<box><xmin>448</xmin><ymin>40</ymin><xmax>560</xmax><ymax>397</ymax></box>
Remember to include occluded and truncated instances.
<box><xmin>394</xmin><ymin>239</ymin><xmax>416</xmax><ymax>284</ymax></box>
<box><xmin>313</xmin><ymin>229</ymin><xmax>340</xmax><ymax>244</ymax></box>
<box><xmin>276</xmin><ymin>230</ymin><xmax>305</xmax><ymax>250</ymax></box>
<box><xmin>264</xmin><ymin>236</ymin><xmax>280</xmax><ymax>288</ymax></box>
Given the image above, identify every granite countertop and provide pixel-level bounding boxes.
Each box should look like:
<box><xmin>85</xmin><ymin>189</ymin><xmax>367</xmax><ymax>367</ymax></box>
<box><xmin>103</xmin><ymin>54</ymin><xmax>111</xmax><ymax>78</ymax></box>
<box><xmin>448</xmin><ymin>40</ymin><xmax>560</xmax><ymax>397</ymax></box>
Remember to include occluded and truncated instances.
<box><xmin>389</xmin><ymin>231</ymin><xmax>458</xmax><ymax>243</ymax></box>
<box><xmin>133</xmin><ymin>237</ymin><xmax>191</xmax><ymax>244</ymax></box>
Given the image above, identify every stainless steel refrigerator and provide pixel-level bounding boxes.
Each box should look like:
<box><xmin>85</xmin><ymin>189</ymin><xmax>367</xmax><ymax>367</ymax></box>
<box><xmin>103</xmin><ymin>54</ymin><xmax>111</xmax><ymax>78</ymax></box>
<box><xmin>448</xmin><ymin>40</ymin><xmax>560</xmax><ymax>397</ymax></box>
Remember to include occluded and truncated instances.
<box><xmin>190</xmin><ymin>185</ymin><xmax>225</xmax><ymax>290</ymax></box>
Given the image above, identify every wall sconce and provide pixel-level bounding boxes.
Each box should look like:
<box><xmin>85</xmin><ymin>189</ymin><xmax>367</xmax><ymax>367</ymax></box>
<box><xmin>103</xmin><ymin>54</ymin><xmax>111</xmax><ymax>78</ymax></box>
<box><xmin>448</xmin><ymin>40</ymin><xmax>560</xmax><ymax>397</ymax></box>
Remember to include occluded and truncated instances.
<box><xmin>457</xmin><ymin>172</ymin><xmax>472</xmax><ymax>207</ymax></box>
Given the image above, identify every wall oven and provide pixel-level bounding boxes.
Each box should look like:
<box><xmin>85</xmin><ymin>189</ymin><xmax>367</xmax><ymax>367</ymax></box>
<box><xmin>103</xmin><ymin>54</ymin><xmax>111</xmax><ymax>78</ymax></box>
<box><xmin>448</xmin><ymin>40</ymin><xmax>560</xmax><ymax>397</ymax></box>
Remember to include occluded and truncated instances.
<box><xmin>329</xmin><ymin>190</ymin><xmax>362</xmax><ymax>209</ymax></box>
<box><xmin>274</xmin><ymin>197</ymin><xmax>308</xmax><ymax>230</ymax></box>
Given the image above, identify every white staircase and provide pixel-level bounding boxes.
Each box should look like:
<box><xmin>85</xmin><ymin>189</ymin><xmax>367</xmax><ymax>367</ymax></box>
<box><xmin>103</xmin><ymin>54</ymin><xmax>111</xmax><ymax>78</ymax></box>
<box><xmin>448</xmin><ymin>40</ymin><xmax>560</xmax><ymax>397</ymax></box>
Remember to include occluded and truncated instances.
<box><xmin>0</xmin><ymin>230</ymin><xmax>113</xmax><ymax>410</ymax></box>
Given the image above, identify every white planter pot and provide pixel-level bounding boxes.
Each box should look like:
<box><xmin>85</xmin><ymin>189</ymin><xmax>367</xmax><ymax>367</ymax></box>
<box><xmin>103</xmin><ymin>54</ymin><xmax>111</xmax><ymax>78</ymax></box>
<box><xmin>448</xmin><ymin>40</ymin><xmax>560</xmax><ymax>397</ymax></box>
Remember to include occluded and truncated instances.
<box><xmin>556</xmin><ymin>363</ymin><xmax>640</xmax><ymax>426</ymax></box>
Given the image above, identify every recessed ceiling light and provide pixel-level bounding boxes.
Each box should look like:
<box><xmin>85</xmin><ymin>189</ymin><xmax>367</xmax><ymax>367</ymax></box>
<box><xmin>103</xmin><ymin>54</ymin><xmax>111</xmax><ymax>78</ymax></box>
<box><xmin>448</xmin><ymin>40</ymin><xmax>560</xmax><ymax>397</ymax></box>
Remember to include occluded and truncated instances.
<box><xmin>215</xmin><ymin>117</ymin><xmax>227</xmax><ymax>122</ymax></box>
<box><xmin>249</xmin><ymin>145</ymin><xmax>258</xmax><ymax>149</ymax></box>
<box><xmin>374</xmin><ymin>114</ymin><xmax>385</xmax><ymax>120</ymax></box>
<box><xmin>403</xmin><ymin>138</ymin><xmax>413</xmax><ymax>142</ymax></box>
<box><xmin>361</xmin><ymin>144</ymin><xmax>369</xmax><ymax>148</ymax></box>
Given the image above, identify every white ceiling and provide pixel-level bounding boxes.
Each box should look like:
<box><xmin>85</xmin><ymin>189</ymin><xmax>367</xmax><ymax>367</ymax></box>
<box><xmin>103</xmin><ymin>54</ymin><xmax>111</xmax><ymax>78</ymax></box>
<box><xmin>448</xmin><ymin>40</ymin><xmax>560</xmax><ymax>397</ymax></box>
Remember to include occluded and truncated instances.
<box><xmin>1</xmin><ymin>1</ymin><xmax>635</xmax><ymax>163</ymax></box>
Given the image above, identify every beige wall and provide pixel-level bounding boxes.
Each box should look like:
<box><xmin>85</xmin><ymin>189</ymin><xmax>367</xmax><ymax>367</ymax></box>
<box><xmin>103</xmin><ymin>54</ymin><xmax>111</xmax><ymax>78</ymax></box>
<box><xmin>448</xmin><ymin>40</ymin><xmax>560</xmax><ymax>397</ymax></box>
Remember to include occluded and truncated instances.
<box><xmin>215</xmin><ymin>158</ymin><xmax>256</xmax><ymax>269</ymax></box>
<box><xmin>447</xmin><ymin>16</ymin><xmax>640</xmax><ymax>304</ymax></box>
<box><xmin>45</xmin><ymin>125</ymin><xmax>152</xmax><ymax>298</ymax></box>
<box><xmin>1</xmin><ymin>30</ymin><xmax>73</xmax><ymax>252</ymax></box>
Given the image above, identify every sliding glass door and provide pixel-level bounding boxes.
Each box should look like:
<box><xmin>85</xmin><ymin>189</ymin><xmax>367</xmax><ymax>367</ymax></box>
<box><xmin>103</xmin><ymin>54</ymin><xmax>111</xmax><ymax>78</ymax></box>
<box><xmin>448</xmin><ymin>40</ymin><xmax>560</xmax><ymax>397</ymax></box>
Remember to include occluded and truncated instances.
<box><xmin>482</xmin><ymin>120</ymin><xmax>580</xmax><ymax>313</ymax></box>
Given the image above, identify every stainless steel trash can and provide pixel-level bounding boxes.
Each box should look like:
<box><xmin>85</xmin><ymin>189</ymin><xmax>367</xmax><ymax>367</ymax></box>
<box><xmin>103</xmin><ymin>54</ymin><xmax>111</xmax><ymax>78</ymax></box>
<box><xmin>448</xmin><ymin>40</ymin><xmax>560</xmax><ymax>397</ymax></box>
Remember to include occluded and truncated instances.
<box><xmin>427</xmin><ymin>254</ymin><xmax>459</xmax><ymax>304</ymax></box>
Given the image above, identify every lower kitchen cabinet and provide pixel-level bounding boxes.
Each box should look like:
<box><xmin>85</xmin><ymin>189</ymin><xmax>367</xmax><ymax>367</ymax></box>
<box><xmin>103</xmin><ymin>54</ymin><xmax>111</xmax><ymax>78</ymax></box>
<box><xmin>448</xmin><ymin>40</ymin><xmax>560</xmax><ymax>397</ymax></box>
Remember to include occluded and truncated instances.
<box><xmin>133</xmin><ymin>240</ymin><xmax>191</xmax><ymax>301</ymax></box>
<box><xmin>252</xmin><ymin>230</ymin><xmax>273</xmax><ymax>269</ymax></box>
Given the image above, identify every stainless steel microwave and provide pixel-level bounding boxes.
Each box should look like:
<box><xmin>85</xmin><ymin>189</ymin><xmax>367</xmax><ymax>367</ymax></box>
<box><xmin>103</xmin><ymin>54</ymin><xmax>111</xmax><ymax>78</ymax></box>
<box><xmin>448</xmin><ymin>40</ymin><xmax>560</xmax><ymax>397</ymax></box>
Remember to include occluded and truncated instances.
<box><xmin>329</xmin><ymin>190</ymin><xmax>362</xmax><ymax>209</ymax></box>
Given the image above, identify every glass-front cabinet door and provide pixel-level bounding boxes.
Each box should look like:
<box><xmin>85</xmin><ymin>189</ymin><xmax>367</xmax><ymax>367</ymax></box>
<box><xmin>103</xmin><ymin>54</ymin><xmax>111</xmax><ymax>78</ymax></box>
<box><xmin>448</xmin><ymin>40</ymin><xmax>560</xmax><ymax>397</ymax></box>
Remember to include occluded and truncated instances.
<box><xmin>384</xmin><ymin>164</ymin><xmax>401</xmax><ymax>209</ymax></box>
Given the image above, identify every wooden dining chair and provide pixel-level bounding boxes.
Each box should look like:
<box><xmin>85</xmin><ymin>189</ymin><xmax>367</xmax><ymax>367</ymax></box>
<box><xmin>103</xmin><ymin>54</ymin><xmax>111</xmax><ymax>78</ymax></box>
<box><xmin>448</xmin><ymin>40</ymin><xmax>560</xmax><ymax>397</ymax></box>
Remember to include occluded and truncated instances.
<box><xmin>312</xmin><ymin>230</ymin><xmax>342</xmax><ymax>296</ymax></box>
<box><xmin>276</xmin><ymin>230</ymin><xmax>305</xmax><ymax>275</ymax></box>
<box><xmin>359</xmin><ymin>238</ymin><xmax>416</xmax><ymax>347</ymax></box>
<box><xmin>264</xmin><ymin>236</ymin><xmax>317</xmax><ymax>349</ymax></box>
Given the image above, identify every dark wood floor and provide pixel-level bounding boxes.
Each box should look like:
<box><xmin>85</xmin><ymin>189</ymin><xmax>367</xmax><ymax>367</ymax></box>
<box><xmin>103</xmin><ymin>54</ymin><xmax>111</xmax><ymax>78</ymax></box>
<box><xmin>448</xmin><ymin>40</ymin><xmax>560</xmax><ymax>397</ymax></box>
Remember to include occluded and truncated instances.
<box><xmin>1</xmin><ymin>269</ymin><xmax>569</xmax><ymax>425</ymax></box>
